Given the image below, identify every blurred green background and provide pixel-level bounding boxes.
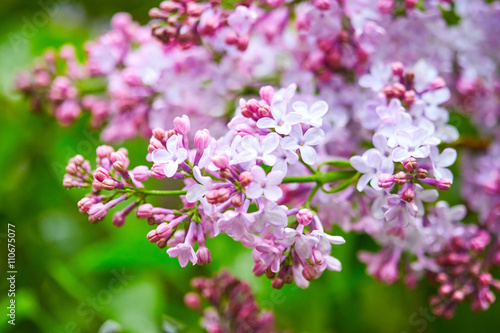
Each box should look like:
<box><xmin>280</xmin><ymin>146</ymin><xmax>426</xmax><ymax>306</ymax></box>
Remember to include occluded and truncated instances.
<box><xmin>1</xmin><ymin>1</ymin><xmax>499</xmax><ymax>332</ymax></box>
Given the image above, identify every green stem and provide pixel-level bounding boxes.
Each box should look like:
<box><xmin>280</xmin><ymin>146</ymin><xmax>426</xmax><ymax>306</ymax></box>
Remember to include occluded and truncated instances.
<box><xmin>115</xmin><ymin>188</ymin><xmax>188</xmax><ymax>196</ymax></box>
<box><xmin>113</xmin><ymin>171</ymin><xmax>356</xmax><ymax>197</ymax></box>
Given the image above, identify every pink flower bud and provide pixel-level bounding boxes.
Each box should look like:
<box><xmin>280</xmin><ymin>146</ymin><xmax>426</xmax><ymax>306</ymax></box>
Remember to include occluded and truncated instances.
<box><xmin>401</xmin><ymin>188</ymin><xmax>415</xmax><ymax>202</ymax></box>
<box><xmin>132</xmin><ymin>166</ymin><xmax>150</xmax><ymax>182</ymax></box>
<box><xmin>225</xmin><ymin>31</ymin><xmax>238</xmax><ymax>45</ymax></box>
<box><xmin>78</xmin><ymin>197</ymin><xmax>95</xmax><ymax>213</ymax></box>
<box><xmin>479</xmin><ymin>273</ymin><xmax>492</xmax><ymax>286</ymax></box>
<box><xmin>196</xmin><ymin>247</ymin><xmax>212</xmax><ymax>264</ymax></box>
<box><xmin>231</xmin><ymin>195</ymin><xmax>243</xmax><ymax>207</ymax></box>
<box><xmin>112</xmin><ymin>212</ymin><xmax>126</xmax><ymax>227</ymax></box>
<box><xmin>148</xmin><ymin>139</ymin><xmax>165</xmax><ymax>153</ymax></box>
<box><xmin>156</xmin><ymin>222</ymin><xmax>173</xmax><ymax>238</ymax></box>
<box><xmin>151</xmin><ymin>164</ymin><xmax>167</xmax><ymax>179</ymax></box>
<box><xmin>110</xmin><ymin>151</ymin><xmax>129</xmax><ymax>168</ymax></box>
<box><xmin>211</xmin><ymin>153</ymin><xmax>230</xmax><ymax>169</ymax></box>
<box><xmin>393</xmin><ymin>83</ymin><xmax>406</xmax><ymax>98</ymax></box>
<box><xmin>377</xmin><ymin>0</ymin><xmax>394</xmax><ymax>14</ymax></box>
<box><xmin>403</xmin><ymin>157</ymin><xmax>418</xmax><ymax>172</ymax></box>
<box><xmin>137</xmin><ymin>204</ymin><xmax>153</xmax><ymax>219</ymax></box>
<box><xmin>378</xmin><ymin>173</ymin><xmax>395</xmax><ymax>188</ymax></box>
<box><xmin>219</xmin><ymin>169</ymin><xmax>232</xmax><ymax>180</ymax></box>
<box><xmin>245</xmin><ymin>99</ymin><xmax>260</xmax><ymax>114</ymax></box>
<box><xmin>55</xmin><ymin>100</ymin><xmax>81</xmax><ymax>126</ymax></box>
<box><xmin>102</xmin><ymin>178</ymin><xmax>116</xmax><ymax>191</ymax></box>
<box><xmin>313</xmin><ymin>0</ymin><xmax>331</xmax><ymax>10</ymax></box>
<box><xmin>403</xmin><ymin>90</ymin><xmax>416</xmax><ymax>105</ymax></box>
<box><xmin>173</xmin><ymin>115</ymin><xmax>191</xmax><ymax>134</ymax></box>
<box><xmin>309</xmin><ymin>248</ymin><xmax>324</xmax><ymax>266</ymax></box>
<box><xmin>96</xmin><ymin>145</ymin><xmax>114</xmax><ymax>159</ymax></box>
<box><xmin>66</xmin><ymin>162</ymin><xmax>78</xmax><ymax>175</ymax></box>
<box><xmin>259</xmin><ymin>85</ymin><xmax>275</xmax><ymax>104</ymax></box>
<box><xmin>184</xmin><ymin>292</ymin><xmax>201</xmax><ymax>310</ymax></box>
<box><xmin>416</xmin><ymin>168</ymin><xmax>428</xmax><ymax>179</ymax></box>
<box><xmin>439</xmin><ymin>284</ymin><xmax>453</xmax><ymax>295</ymax></box>
<box><xmin>94</xmin><ymin>167</ymin><xmax>110</xmax><ymax>182</ymax></box>
<box><xmin>302</xmin><ymin>264</ymin><xmax>316</xmax><ymax>281</ymax></box>
<box><xmin>429</xmin><ymin>77</ymin><xmax>446</xmax><ymax>91</ymax></box>
<box><xmin>271</xmin><ymin>277</ymin><xmax>284</xmax><ymax>289</ymax></box>
<box><xmin>235</xmin><ymin>124</ymin><xmax>254</xmax><ymax>136</ymax></box>
<box><xmin>88</xmin><ymin>203</ymin><xmax>108</xmax><ymax>223</ymax></box>
<box><xmin>194</xmin><ymin>129</ymin><xmax>210</xmax><ymax>150</ymax></box>
<box><xmin>206</xmin><ymin>190</ymin><xmax>219</xmax><ymax>204</ymax></box>
<box><xmin>452</xmin><ymin>290</ymin><xmax>464</xmax><ymax>301</ymax></box>
<box><xmin>239</xmin><ymin>171</ymin><xmax>252</xmax><ymax>186</ymax></box>
<box><xmin>237</xmin><ymin>35</ymin><xmax>249</xmax><ymax>51</ymax></box>
<box><xmin>147</xmin><ymin>229</ymin><xmax>160</xmax><ymax>243</ymax></box>
<box><xmin>394</xmin><ymin>171</ymin><xmax>407</xmax><ymax>185</ymax></box>
<box><xmin>186</xmin><ymin>2</ymin><xmax>203</xmax><ymax>16</ymax></box>
<box><xmin>257</xmin><ymin>105</ymin><xmax>271</xmax><ymax>118</ymax></box>
<box><xmin>266</xmin><ymin>0</ymin><xmax>286</xmax><ymax>7</ymax></box>
<box><xmin>391</xmin><ymin>62</ymin><xmax>405</xmax><ymax>77</ymax></box>
<box><xmin>437</xmin><ymin>178</ymin><xmax>452</xmax><ymax>191</ymax></box>
<box><xmin>217</xmin><ymin>188</ymin><xmax>230</xmax><ymax>203</ymax></box>
<box><xmin>152</xmin><ymin>127</ymin><xmax>166</xmax><ymax>140</ymax></box>
<box><xmin>297</xmin><ymin>208</ymin><xmax>314</xmax><ymax>225</ymax></box>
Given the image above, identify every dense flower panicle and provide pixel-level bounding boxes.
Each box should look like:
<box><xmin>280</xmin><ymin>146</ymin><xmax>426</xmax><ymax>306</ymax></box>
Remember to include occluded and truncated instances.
<box><xmin>63</xmin><ymin>89</ymin><xmax>348</xmax><ymax>288</ymax></box>
<box><xmin>186</xmin><ymin>271</ymin><xmax>279</xmax><ymax>333</ymax></box>
<box><xmin>24</xmin><ymin>0</ymin><xmax>500</xmax><ymax>318</ymax></box>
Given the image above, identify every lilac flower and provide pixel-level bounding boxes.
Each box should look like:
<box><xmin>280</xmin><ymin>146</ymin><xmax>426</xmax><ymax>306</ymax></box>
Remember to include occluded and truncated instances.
<box><xmin>413</xmin><ymin>185</ymin><xmax>439</xmax><ymax>217</ymax></box>
<box><xmin>391</xmin><ymin>128</ymin><xmax>429</xmax><ymax>162</ymax></box>
<box><xmin>151</xmin><ymin>135</ymin><xmax>188</xmax><ymax>177</ymax></box>
<box><xmin>255</xmin><ymin>242</ymin><xmax>284</xmax><ymax>273</ymax></box>
<box><xmin>238</xmin><ymin>132</ymin><xmax>280</xmax><ymax>166</ymax></box>
<box><xmin>256</xmin><ymin>100</ymin><xmax>302</xmax><ymax>135</ymax></box>
<box><xmin>310</xmin><ymin>230</ymin><xmax>346</xmax><ymax>253</ymax></box>
<box><xmin>167</xmin><ymin>243</ymin><xmax>198</xmax><ymax>267</ymax></box>
<box><xmin>186</xmin><ymin>167</ymin><xmax>212</xmax><ymax>203</ymax></box>
<box><xmin>372</xmin><ymin>133</ymin><xmax>395</xmax><ymax>172</ymax></box>
<box><xmin>291</xmin><ymin>100</ymin><xmax>329</xmax><ymax>127</ymax></box>
<box><xmin>359</xmin><ymin>63</ymin><xmax>392</xmax><ymax>92</ymax></box>
<box><xmin>384</xmin><ymin>194</ymin><xmax>418</xmax><ymax>227</ymax></box>
<box><xmin>376</xmin><ymin>98</ymin><xmax>405</xmax><ymax>125</ymax></box>
<box><xmin>250</xmin><ymin>199</ymin><xmax>288</xmax><ymax>236</ymax></box>
<box><xmin>227</xmin><ymin>6</ymin><xmax>257</xmax><ymax>35</ymax></box>
<box><xmin>272</xmin><ymin>145</ymin><xmax>299</xmax><ymax>174</ymax></box>
<box><xmin>277</xmin><ymin>228</ymin><xmax>318</xmax><ymax>259</ymax></box>
<box><xmin>421</xmin><ymin>88</ymin><xmax>451</xmax><ymax>121</ymax></box>
<box><xmin>429</xmin><ymin>146</ymin><xmax>457</xmax><ymax>181</ymax></box>
<box><xmin>218</xmin><ymin>210</ymin><xmax>254</xmax><ymax>242</ymax></box>
<box><xmin>281</xmin><ymin>125</ymin><xmax>325</xmax><ymax>165</ymax></box>
<box><xmin>350</xmin><ymin>149</ymin><xmax>392</xmax><ymax>191</ymax></box>
<box><xmin>246</xmin><ymin>166</ymin><xmax>284</xmax><ymax>201</ymax></box>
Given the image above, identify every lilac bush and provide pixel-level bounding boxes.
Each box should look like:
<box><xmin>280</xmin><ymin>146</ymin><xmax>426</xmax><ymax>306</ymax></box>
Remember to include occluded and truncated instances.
<box><xmin>16</xmin><ymin>0</ymin><xmax>500</xmax><ymax>319</ymax></box>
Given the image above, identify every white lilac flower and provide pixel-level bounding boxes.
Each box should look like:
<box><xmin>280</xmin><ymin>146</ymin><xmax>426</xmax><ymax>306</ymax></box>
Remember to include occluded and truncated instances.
<box><xmin>246</xmin><ymin>166</ymin><xmax>284</xmax><ymax>201</ymax></box>
<box><xmin>391</xmin><ymin>128</ymin><xmax>430</xmax><ymax>162</ymax></box>
<box><xmin>238</xmin><ymin>132</ymin><xmax>280</xmax><ymax>166</ymax></box>
<box><xmin>186</xmin><ymin>166</ymin><xmax>212</xmax><ymax>203</ymax></box>
<box><xmin>291</xmin><ymin>100</ymin><xmax>329</xmax><ymax>127</ymax></box>
<box><xmin>281</xmin><ymin>125</ymin><xmax>325</xmax><ymax>165</ymax></box>
<box><xmin>256</xmin><ymin>100</ymin><xmax>302</xmax><ymax>135</ymax></box>
<box><xmin>151</xmin><ymin>135</ymin><xmax>188</xmax><ymax>177</ymax></box>
<box><xmin>350</xmin><ymin>149</ymin><xmax>392</xmax><ymax>191</ymax></box>
<box><xmin>429</xmin><ymin>146</ymin><xmax>457</xmax><ymax>181</ymax></box>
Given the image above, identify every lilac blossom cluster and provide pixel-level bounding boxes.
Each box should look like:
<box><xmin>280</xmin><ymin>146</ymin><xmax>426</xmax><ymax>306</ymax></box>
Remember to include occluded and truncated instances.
<box><xmin>19</xmin><ymin>0</ymin><xmax>500</xmax><ymax>319</ymax></box>
<box><xmin>184</xmin><ymin>271</ymin><xmax>279</xmax><ymax>333</ymax></box>
<box><xmin>64</xmin><ymin>87</ymin><xmax>349</xmax><ymax>289</ymax></box>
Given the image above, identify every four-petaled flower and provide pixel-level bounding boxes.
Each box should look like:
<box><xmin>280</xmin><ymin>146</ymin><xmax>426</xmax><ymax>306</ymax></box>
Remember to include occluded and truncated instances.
<box><xmin>281</xmin><ymin>125</ymin><xmax>325</xmax><ymax>165</ymax></box>
<box><xmin>238</xmin><ymin>132</ymin><xmax>280</xmax><ymax>166</ymax></box>
<box><xmin>391</xmin><ymin>128</ymin><xmax>429</xmax><ymax>162</ymax></box>
<box><xmin>246</xmin><ymin>166</ymin><xmax>284</xmax><ymax>201</ymax></box>
<box><xmin>292</xmin><ymin>100</ymin><xmax>329</xmax><ymax>127</ymax></box>
<box><xmin>151</xmin><ymin>135</ymin><xmax>188</xmax><ymax>177</ymax></box>
<box><xmin>256</xmin><ymin>100</ymin><xmax>302</xmax><ymax>135</ymax></box>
